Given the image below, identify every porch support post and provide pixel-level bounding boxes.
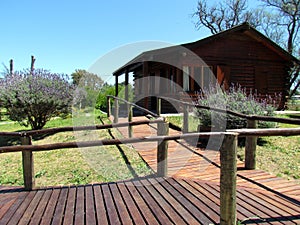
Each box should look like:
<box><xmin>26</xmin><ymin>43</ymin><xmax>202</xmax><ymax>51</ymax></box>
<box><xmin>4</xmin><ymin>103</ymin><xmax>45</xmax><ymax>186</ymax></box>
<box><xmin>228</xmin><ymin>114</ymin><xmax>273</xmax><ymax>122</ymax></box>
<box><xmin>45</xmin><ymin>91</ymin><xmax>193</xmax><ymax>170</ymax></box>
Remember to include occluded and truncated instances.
<box><xmin>125</xmin><ymin>69</ymin><xmax>129</xmax><ymax>102</ymax></box>
<box><xmin>143</xmin><ymin>61</ymin><xmax>149</xmax><ymax>110</ymax></box>
<box><xmin>115</xmin><ymin>75</ymin><xmax>119</xmax><ymax>97</ymax></box>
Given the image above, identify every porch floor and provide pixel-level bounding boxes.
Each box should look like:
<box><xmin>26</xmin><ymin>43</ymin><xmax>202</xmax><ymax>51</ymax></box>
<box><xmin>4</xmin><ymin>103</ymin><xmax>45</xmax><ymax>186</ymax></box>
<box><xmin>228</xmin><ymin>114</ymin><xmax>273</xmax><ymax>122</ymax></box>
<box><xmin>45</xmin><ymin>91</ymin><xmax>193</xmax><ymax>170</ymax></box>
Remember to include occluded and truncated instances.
<box><xmin>1</xmin><ymin>177</ymin><xmax>300</xmax><ymax>224</ymax></box>
<box><xmin>114</xmin><ymin>116</ymin><xmax>300</xmax><ymax>200</ymax></box>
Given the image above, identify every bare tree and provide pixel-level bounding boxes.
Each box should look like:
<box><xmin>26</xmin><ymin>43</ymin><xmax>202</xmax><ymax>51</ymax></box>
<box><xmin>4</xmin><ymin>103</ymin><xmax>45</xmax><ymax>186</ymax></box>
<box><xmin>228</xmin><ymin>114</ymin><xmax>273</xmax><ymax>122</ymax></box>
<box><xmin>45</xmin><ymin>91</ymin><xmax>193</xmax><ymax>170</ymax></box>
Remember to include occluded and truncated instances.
<box><xmin>194</xmin><ymin>0</ymin><xmax>259</xmax><ymax>34</ymax></box>
<box><xmin>261</xmin><ymin>0</ymin><xmax>300</xmax><ymax>54</ymax></box>
<box><xmin>261</xmin><ymin>0</ymin><xmax>300</xmax><ymax>97</ymax></box>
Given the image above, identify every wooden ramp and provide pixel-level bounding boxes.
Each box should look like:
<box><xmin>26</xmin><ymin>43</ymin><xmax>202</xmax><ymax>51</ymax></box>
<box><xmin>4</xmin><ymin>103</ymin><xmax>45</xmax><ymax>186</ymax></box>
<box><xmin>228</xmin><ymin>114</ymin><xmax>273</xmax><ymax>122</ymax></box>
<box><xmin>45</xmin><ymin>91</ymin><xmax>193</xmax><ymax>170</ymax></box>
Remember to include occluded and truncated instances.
<box><xmin>114</xmin><ymin>116</ymin><xmax>300</xmax><ymax>201</ymax></box>
<box><xmin>1</xmin><ymin>177</ymin><xmax>300</xmax><ymax>224</ymax></box>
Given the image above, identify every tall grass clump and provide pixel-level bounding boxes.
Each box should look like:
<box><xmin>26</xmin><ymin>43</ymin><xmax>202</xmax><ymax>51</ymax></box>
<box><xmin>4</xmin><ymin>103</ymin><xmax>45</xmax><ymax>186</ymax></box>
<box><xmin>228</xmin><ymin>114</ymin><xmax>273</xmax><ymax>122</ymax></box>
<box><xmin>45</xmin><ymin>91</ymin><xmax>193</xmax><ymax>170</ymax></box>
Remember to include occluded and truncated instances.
<box><xmin>195</xmin><ymin>84</ymin><xmax>278</xmax><ymax>130</ymax></box>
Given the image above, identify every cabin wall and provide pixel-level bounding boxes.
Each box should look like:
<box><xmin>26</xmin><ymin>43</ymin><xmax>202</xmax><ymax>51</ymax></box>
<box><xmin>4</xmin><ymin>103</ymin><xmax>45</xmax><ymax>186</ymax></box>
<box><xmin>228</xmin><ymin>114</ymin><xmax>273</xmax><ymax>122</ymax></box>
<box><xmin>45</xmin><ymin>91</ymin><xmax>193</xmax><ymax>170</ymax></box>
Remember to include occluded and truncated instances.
<box><xmin>191</xmin><ymin>33</ymin><xmax>290</xmax><ymax>108</ymax></box>
<box><xmin>132</xmin><ymin>32</ymin><xmax>291</xmax><ymax>110</ymax></box>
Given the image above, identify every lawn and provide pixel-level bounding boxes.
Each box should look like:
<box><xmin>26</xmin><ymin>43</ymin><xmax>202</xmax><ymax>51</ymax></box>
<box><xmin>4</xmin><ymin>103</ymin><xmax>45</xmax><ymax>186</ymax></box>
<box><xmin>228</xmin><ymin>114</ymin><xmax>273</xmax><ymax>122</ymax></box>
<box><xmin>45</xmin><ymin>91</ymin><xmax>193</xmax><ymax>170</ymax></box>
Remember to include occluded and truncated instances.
<box><xmin>167</xmin><ymin>114</ymin><xmax>300</xmax><ymax>184</ymax></box>
<box><xmin>0</xmin><ymin>111</ymin><xmax>153</xmax><ymax>187</ymax></box>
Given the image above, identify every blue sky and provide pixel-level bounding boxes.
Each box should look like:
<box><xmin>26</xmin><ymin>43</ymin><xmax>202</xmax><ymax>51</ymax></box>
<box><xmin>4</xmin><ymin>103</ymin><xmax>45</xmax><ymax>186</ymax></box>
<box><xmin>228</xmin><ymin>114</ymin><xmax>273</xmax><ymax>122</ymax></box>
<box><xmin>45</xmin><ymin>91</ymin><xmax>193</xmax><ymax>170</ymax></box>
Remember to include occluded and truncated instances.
<box><xmin>1</xmin><ymin>0</ymin><xmax>212</xmax><ymax>79</ymax></box>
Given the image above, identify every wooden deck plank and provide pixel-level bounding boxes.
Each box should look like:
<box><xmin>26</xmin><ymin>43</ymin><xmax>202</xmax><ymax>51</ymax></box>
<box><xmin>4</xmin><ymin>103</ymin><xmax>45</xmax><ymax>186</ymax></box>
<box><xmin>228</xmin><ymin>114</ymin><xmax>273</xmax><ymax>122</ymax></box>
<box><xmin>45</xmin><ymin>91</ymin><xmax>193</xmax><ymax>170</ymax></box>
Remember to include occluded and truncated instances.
<box><xmin>163</xmin><ymin>177</ymin><xmax>220</xmax><ymax>223</ymax></box>
<box><xmin>101</xmin><ymin>183</ymin><xmax>121</xmax><ymax>225</ymax></box>
<box><xmin>40</xmin><ymin>188</ymin><xmax>60</xmax><ymax>224</ymax></box>
<box><xmin>153</xmin><ymin>177</ymin><xmax>214</xmax><ymax>224</ymax></box>
<box><xmin>237</xmin><ymin>190</ymin><xmax>292</xmax><ymax>225</ymax></box>
<box><xmin>63</xmin><ymin>186</ymin><xmax>76</xmax><ymax>225</ymax></box>
<box><xmin>85</xmin><ymin>185</ymin><xmax>96</xmax><ymax>225</ymax></box>
<box><xmin>93</xmin><ymin>184</ymin><xmax>109</xmax><ymax>225</ymax></box>
<box><xmin>18</xmin><ymin>190</ymin><xmax>44</xmax><ymax>225</ymax></box>
<box><xmin>140</xmin><ymin>178</ymin><xmax>189</xmax><ymax>224</ymax></box>
<box><xmin>254</xmin><ymin>191</ymin><xmax>300</xmax><ymax>222</ymax></box>
<box><xmin>131</xmin><ymin>179</ymin><xmax>172</xmax><ymax>224</ymax></box>
<box><xmin>124</xmin><ymin>180</ymin><xmax>160</xmax><ymax>225</ymax></box>
<box><xmin>0</xmin><ymin>191</ymin><xmax>28</xmax><ymax>224</ymax></box>
<box><xmin>74</xmin><ymin>186</ymin><xmax>85</xmax><ymax>225</ymax></box>
<box><xmin>116</xmin><ymin>183</ymin><xmax>147</xmax><ymax>225</ymax></box>
<box><xmin>7</xmin><ymin>191</ymin><xmax>36</xmax><ymax>225</ymax></box>
<box><xmin>29</xmin><ymin>189</ymin><xmax>52</xmax><ymax>224</ymax></box>
<box><xmin>109</xmin><ymin>183</ymin><xmax>133</xmax><ymax>224</ymax></box>
<box><xmin>51</xmin><ymin>187</ymin><xmax>69</xmax><ymax>225</ymax></box>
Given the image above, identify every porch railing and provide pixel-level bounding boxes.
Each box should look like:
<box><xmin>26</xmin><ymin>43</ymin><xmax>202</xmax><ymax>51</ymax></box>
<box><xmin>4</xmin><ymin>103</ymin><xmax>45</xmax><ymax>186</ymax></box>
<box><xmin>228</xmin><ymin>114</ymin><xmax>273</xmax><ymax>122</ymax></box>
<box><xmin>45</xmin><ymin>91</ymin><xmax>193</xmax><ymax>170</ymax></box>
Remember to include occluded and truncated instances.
<box><xmin>0</xmin><ymin>96</ymin><xmax>299</xmax><ymax>224</ymax></box>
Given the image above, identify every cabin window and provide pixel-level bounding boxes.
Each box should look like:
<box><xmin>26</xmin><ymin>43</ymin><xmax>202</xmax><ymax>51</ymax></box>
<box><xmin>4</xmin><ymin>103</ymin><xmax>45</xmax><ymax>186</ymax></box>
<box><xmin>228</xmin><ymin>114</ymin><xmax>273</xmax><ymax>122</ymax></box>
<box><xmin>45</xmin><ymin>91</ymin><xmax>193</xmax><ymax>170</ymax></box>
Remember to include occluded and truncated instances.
<box><xmin>182</xmin><ymin>65</ymin><xmax>214</xmax><ymax>92</ymax></box>
<box><xmin>194</xmin><ymin>66</ymin><xmax>214</xmax><ymax>90</ymax></box>
<box><xmin>182</xmin><ymin>66</ymin><xmax>190</xmax><ymax>91</ymax></box>
<box><xmin>169</xmin><ymin>68</ymin><xmax>176</xmax><ymax>93</ymax></box>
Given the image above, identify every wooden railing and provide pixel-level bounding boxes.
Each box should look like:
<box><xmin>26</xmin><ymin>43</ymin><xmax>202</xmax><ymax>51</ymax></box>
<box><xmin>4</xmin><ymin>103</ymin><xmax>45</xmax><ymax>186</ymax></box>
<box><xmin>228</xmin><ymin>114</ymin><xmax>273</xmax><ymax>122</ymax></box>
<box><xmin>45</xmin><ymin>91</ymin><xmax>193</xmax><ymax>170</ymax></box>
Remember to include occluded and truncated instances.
<box><xmin>159</xmin><ymin>96</ymin><xmax>300</xmax><ymax>170</ymax></box>
<box><xmin>1</xmin><ymin>96</ymin><xmax>300</xmax><ymax>224</ymax></box>
<box><xmin>1</xmin><ymin>123</ymin><xmax>300</xmax><ymax>224</ymax></box>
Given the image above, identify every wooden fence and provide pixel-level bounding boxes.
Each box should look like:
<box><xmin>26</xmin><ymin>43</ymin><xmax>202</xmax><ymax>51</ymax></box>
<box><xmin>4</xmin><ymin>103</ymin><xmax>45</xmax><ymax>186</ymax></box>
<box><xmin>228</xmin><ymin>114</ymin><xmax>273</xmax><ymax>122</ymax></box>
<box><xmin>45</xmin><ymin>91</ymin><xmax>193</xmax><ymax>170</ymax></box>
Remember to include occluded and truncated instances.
<box><xmin>107</xmin><ymin>95</ymin><xmax>300</xmax><ymax>170</ymax></box>
<box><xmin>1</xmin><ymin>96</ymin><xmax>300</xmax><ymax>224</ymax></box>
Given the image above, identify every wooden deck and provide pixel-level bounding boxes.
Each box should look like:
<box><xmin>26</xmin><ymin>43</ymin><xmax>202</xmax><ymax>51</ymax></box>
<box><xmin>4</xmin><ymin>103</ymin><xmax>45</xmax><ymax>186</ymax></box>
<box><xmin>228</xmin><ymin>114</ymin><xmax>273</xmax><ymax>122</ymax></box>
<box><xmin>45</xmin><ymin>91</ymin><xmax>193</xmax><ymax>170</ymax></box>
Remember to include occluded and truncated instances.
<box><xmin>1</xmin><ymin>177</ymin><xmax>300</xmax><ymax>224</ymax></box>
<box><xmin>115</xmin><ymin>116</ymin><xmax>300</xmax><ymax>200</ymax></box>
<box><xmin>0</xmin><ymin>115</ymin><xmax>299</xmax><ymax>224</ymax></box>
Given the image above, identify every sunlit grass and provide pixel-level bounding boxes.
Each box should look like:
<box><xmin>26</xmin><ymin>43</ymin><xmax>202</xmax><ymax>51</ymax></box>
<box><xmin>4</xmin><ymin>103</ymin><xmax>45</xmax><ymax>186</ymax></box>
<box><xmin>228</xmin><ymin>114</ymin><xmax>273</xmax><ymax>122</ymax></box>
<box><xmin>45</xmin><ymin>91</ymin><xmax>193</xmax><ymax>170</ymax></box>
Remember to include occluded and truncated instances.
<box><xmin>0</xmin><ymin>111</ymin><xmax>153</xmax><ymax>187</ymax></box>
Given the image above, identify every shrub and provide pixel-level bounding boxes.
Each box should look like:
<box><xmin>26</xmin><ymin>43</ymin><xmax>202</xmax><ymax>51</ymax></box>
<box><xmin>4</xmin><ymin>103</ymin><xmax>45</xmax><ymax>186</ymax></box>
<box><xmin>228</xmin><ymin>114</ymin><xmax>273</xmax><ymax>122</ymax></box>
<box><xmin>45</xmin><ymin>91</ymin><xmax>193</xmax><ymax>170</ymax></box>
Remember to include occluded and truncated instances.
<box><xmin>195</xmin><ymin>84</ymin><xmax>278</xmax><ymax>130</ymax></box>
<box><xmin>0</xmin><ymin>69</ymin><xmax>74</xmax><ymax>130</ymax></box>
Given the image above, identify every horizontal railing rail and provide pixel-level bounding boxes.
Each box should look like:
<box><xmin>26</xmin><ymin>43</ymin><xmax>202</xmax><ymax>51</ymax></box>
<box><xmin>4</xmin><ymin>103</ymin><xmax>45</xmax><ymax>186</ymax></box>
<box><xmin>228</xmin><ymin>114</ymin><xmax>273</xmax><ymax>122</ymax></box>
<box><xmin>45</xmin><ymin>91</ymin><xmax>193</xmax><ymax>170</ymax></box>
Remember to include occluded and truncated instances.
<box><xmin>0</xmin><ymin>119</ymin><xmax>164</xmax><ymax>138</ymax></box>
<box><xmin>107</xmin><ymin>95</ymin><xmax>159</xmax><ymax>119</ymax></box>
<box><xmin>162</xmin><ymin>96</ymin><xmax>300</xmax><ymax>125</ymax></box>
<box><xmin>1</xmin><ymin>125</ymin><xmax>300</xmax><ymax>224</ymax></box>
<box><xmin>1</xmin><ymin>128</ymin><xmax>300</xmax><ymax>154</ymax></box>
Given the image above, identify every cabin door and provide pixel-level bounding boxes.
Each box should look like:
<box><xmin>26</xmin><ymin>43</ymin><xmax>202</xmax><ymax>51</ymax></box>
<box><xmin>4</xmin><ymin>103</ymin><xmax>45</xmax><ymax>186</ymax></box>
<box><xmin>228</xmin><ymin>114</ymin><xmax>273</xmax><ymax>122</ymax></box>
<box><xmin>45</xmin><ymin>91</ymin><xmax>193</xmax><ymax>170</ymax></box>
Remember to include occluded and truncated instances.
<box><xmin>217</xmin><ymin>65</ymin><xmax>230</xmax><ymax>90</ymax></box>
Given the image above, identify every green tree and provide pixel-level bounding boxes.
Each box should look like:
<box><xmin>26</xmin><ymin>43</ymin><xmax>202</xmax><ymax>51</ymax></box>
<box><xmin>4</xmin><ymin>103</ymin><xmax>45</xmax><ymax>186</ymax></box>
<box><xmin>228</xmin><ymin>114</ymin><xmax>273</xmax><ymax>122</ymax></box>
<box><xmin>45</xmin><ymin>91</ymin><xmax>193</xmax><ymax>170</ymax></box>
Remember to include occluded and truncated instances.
<box><xmin>0</xmin><ymin>69</ymin><xmax>74</xmax><ymax>130</ymax></box>
<box><xmin>71</xmin><ymin>69</ymin><xmax>104</xmax><ymax>109</ymax></box>
<box><xmin>95</xmin><ymin>82</ymin><xmax>134</xmax><ymax>112</ymax></box>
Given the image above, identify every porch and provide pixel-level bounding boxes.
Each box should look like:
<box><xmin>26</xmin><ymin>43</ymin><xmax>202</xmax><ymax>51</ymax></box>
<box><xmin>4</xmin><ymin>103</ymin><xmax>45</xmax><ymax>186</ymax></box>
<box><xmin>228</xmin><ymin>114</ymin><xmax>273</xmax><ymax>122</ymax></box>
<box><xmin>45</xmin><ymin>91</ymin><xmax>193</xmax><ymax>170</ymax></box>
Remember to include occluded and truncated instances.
<box><xmin>1</xmin><ymin>176</ymin><xmax>299</xmax><ymax>224</ymax></box>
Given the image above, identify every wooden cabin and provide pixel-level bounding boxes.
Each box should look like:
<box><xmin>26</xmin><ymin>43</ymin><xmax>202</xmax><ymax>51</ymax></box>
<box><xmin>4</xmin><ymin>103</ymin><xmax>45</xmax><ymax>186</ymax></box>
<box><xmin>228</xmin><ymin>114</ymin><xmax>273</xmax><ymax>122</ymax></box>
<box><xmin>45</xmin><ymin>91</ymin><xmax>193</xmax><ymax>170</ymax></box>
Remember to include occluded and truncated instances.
<box><xmin>113</xmin><ymin>22</ymin><xmax>299</xmax><ymax>113</ymax></box>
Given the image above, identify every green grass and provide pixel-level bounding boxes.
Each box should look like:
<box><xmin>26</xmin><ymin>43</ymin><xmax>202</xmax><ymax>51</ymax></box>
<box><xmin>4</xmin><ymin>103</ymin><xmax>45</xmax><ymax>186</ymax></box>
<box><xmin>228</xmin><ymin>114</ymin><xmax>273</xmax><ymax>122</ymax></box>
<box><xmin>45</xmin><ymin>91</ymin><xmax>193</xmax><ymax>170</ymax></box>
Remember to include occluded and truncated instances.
<box><xmin>168</xmin><ymin>114</ymin><xmax>200</xmax><ymax>132</ymax></box>
<box><xmin>0</xmin><ymin>111</ymin><xmax>153</xmax><ymax>187</ymax></box>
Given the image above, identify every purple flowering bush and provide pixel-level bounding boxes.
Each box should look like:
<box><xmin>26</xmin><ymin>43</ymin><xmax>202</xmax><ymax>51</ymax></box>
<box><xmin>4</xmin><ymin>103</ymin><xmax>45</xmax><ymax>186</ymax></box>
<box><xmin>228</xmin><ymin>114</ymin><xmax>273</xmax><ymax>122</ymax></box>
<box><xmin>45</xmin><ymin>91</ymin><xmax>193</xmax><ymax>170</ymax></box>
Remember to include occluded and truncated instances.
<box><xmin>195</xmin><ymin>84</ymin><xmax>278</xmax><ymax>130</ymax></box>
<box><xmin>0</xmin><ymin>69</ymin><xmax>74</xmax><ymax>130</ymax></box>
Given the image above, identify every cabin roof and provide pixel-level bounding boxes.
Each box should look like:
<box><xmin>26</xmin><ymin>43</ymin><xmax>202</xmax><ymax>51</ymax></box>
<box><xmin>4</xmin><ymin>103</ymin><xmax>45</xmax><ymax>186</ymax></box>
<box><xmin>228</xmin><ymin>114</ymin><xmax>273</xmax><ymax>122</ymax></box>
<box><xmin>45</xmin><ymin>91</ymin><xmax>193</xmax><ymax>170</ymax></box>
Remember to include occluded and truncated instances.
<box><xmin>113</xmin><ymin>22</ymin><xmax>299</xmax><ymax>76</ymax></box>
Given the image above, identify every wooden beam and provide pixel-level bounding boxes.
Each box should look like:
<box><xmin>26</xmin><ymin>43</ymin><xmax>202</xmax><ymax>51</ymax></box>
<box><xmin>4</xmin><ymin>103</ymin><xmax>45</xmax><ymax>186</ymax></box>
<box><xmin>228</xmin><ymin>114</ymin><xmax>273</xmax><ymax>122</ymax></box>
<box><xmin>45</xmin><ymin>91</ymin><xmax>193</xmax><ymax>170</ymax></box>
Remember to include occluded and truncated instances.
<box><xmin>115</xmin><ymin>75</ymin><xmax>119</xmax><ymax>97</ymax></box>
<box><xmin>143</xmin><ymin>61</ymin><xmax>149</xmax><ymax>109</ymax></box>
<box><xmin>125</xmin><ymin>69</ymin><xmax>129</xmax><ymax>101</ymax></box>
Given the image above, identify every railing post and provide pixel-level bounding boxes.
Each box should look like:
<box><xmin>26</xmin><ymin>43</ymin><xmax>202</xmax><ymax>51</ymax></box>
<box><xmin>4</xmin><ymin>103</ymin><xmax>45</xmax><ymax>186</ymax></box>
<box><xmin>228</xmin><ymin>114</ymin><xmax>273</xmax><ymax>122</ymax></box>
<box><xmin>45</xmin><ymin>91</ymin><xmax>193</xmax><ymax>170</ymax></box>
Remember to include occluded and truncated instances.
<box><xmin>156</xmin><ymin>97</ymin><xmax>161</xmax><ymax>116</ymax></box>
<box><xmin>183</xmin><ymin>104</ymin><xmax>189</xmax><ymax>133</ymax></box>
<box><xmin>107</xmin><ymin>96</ymin><xmax>111</xmax><ymax>117</ymax></box>
<box><xmin>220</xmin><ymin>133</ymin><xmax>237</xmax><ymax>225</ymax></box>
<box><xmin>21</xmin><ymin>135</ymin><xmax>35</xmax><ymax>190</ymax></box>
<box><xmin>128</xmin><ymin>104</ymin><xmax>133</xmax><ymax>138</ymax></box>
<box><xmin>245</xmin><ymin>119</ymin><xmax>257</xmax><ymax>169</ymax></box>
<box><xmin>114</xmin><ymin>98</ymin><xmax>119</xmax><ymax>123</ymax></box>
<box><xmin>157</xmin><ymin>120</ymin><xmax>169</xmax><ymax>177</ymax></box>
